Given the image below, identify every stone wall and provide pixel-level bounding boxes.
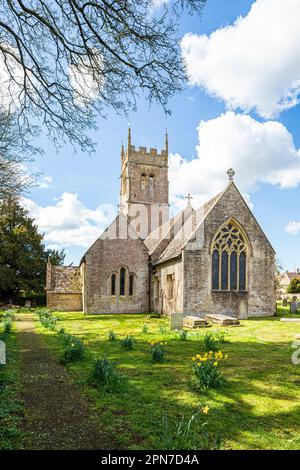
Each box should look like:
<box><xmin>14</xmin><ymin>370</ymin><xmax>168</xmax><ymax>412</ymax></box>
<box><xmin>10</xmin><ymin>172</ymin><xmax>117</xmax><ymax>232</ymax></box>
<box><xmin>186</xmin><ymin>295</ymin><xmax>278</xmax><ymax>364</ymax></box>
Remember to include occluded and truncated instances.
<box><xmin>182</xmin><ymin>183</ymin><xmax>275</xmax><ymax>318</ymax></box>
<box><xmin>46</xmin><ymin>263</ymin><xmax>82</xmax><ymax>311</ymax></box>
<box><xmin>82</xmin><ymin>216</ymin><xmax>149</xmax><ymax>314</ymax></box>
<box><xmin>46</xmin><ymin>292</ymin><xmax>82</xmax><ymax>311</ymax></box>
<box><xmin>152</xmin><ymin>258</ymin><xmax>183</xmax><ymax>316</ymax></box>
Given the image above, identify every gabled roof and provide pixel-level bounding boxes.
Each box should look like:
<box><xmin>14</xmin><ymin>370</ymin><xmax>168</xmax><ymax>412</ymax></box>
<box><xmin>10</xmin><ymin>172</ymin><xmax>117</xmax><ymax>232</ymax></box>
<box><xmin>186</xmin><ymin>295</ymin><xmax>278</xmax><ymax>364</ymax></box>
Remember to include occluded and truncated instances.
<box><xmin>155</xmin><ymin>189</ymin><xmax>226</xmax><ymax>264</ymax></box>
<box><xmin>144</xmin><ymin>205</ymin><xmax>194</xmax><ymax>261</ymax></box>
<box><xmin>80</xmin><ymin>213</ymin><xmax>142</xmax><ymax>265</ymax></box>
<box><xmin>154</xmin><ymin>181</ymin><xmax>275</xmax><ymax>265</ymax></box>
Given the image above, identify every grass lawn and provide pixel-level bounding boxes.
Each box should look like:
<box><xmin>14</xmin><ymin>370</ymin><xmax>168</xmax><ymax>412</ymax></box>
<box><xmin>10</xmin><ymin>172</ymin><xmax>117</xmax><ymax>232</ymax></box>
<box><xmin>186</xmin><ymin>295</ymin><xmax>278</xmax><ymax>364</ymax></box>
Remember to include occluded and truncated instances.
<box><xmin>0</xmin><ymin>312</ymin><xmax>23</xmax><ymax>449</ymax></box>
<box><xmin>34</xmin><ymin>305</ymin><xmax>300</xmax><ymax>450</ymax></box>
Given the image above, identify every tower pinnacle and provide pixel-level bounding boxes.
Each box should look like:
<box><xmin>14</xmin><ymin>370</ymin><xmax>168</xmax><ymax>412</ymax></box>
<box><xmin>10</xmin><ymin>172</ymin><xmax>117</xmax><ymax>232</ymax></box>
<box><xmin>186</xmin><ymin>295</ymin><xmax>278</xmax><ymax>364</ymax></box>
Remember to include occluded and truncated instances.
<box><xmin>165</xmin><ymin>129</ymin><xmax>168</xmax><ymax>154</ymax></box>
<box><xmin>128</xmin><ymin>125</ymin><xmax>131</xmax><ymax>148</ymax></box>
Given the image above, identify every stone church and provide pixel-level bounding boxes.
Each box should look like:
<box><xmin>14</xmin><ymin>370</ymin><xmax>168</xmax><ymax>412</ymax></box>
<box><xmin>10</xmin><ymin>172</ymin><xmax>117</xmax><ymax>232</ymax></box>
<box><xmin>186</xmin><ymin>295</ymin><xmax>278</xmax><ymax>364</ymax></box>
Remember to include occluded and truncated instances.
<box><xmin>46</xmin><ymin>129</ymin><xmax>275</xmax><ymax>318</ymax></box>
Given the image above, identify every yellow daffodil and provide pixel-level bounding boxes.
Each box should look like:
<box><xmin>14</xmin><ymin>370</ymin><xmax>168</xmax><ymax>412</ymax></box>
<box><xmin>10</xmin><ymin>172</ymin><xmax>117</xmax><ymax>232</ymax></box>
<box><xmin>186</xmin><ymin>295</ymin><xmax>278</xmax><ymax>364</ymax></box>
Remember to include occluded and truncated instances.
<box><xmin>213</xmin><ymin>361</ymin><xmax>218</xmax><ymax>367</ymax></box>
<box><xmin>202</xmin><ymin>406</ymin><xmax>210</xmax><ymax>415</ymax></box>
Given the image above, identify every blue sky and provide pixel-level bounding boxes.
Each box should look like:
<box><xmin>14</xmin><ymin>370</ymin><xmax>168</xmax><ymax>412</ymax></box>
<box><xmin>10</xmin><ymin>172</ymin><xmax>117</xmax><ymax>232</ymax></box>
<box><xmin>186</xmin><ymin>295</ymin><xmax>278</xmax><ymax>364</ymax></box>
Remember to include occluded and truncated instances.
<box><xmin>23</xmin><ymin>0</ymin><xmax>300</xmax><ymax>270</ymax></box>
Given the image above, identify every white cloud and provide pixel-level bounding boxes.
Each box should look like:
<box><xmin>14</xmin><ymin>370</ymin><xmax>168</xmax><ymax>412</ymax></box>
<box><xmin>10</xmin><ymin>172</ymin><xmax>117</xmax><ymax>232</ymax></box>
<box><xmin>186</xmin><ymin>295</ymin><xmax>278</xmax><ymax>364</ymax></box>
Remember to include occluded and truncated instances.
<box><xmin>38</xmin><ymin>176</ymin><xmax>53</xmax><ymax>189</ymax></box>
<box><xmin>286</xmin><ymin>221</ymin><xmax>300</xmax><ymax>235</ymax></box>
<box><xmin>169</xmin><ymin>112</ymin><xmax>300</xmax><ymax>206</ymax></box>
<box><xmin>181</xmin><ymin>0</ymin><xmax>300</xmax><ymax>118</ymax></box>
<box><xmin>22</xmin><ymin>192</ymin><xmax>116</xmax><ymax>249</ymax></box>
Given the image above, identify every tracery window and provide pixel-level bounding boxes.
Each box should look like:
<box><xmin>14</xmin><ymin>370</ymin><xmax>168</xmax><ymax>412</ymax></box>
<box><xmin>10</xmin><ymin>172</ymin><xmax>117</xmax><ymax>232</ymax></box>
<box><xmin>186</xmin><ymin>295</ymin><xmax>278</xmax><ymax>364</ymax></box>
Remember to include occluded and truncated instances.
<box><xmin>120</xmin><ymin>267</ymin><xmax>126</xmax><ymax>296</ymax></box>
<box><xmin>212</xmin><ymin>221</ymin><xmax>247</xmax><ymax>292</ymax></box>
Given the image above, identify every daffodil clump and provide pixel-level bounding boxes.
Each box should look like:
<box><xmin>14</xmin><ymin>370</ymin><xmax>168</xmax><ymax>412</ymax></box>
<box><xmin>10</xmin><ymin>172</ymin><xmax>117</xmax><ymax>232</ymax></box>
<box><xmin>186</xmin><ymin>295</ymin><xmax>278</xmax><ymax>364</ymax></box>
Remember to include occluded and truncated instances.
<box><xmin>192</xmin><ymin>351</ymin><xmax>228</xmax><ymax>390</ymax></box>
<box><xmin>149</xmin><ymin>341</ymin><xmax>166</xmax><ymax>362</ymax></box>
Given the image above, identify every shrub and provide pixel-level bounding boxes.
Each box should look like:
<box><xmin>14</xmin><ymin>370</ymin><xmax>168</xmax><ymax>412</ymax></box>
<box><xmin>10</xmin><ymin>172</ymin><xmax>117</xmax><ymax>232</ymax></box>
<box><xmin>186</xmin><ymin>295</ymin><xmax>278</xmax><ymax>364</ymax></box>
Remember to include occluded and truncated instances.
<box><xmin>120</xmin><ymin>335</ymin><xmax>134</xmax><ymax>351</ymax></box>
<box><xmin>108</xmin><ymin>330</ymin><xmax>117</xmax><ymax>341</ymax></box>
<box><xmin>179</xmin><ymin>329</ymin><xmax>188</xmax><ymax>341</ymax></box>
<box><xmin>287</xmin><ymin>277</ymin><xmax>300</xmax><ymax>294</ymax></box>
<box><xmin>37</xmin><ymin>308</ymin><xmax>58</xmax><ymax>330</ymax></box>
<box><xmin>149</xmin><ymin>341</ymin><xmax>165</xmax><ymax>362</ymax></box>
<box><xmin>2</xmin><ymin>317</ymin><xmax>12</xmax><ymax>334</ymax></box>
<box><xmin>203</xmin><ymin>332</ymin><xmax>218</xmax><ymax>352</ymax></box>
<box><xmin>62</xmin><ymin>336</ymin><xmax>85</xmax><ymax>363</ymax></box>
<box><xmin>192</xmin><ymin>351</ymin><xmax>228</xmax><ymax>390</ymax></box>
<box><xmin>90</xmin><ymin>357</ymin><xmax>126</xmax><ymax>392</ymax></box>
<box><xmin>142</xmin><ymin>324</ymin><xmax>148</xmax><ymax>334</ymax></box>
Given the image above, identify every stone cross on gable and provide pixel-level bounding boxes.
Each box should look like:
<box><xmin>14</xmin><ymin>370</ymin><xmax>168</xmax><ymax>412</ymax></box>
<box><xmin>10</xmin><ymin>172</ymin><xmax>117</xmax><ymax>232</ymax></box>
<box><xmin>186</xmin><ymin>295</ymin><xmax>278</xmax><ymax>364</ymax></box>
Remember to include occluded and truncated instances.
<box><xmin>227</xmin><ymin>168</ymin><xmax>235</xmax><ymax>181</ymax></box>
<box><xmin>185</xmin><ymin>193</ymin><xmax>193</xmax><ymax>206</ymax></box>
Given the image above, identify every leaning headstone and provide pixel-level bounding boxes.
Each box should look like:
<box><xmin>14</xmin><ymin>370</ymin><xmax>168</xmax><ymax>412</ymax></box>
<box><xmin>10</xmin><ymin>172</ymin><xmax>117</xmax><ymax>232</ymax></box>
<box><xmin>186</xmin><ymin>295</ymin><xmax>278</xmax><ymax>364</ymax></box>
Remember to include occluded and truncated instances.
<box><xmin>170</xmin><ymin>313</ymin><xmax>184</xmax><ymax>330</ymax></box>
<box><xmin>25</xmin><ymin>300</ymin><xmax>32</xmax><ymax>308</ymax></box>
<box><xmin>291</xmin><ymin>301</ymin><xmax>299</xmax><ymax>314</ymax></box>
<box><xmin>282</xmin><ymin>298</ymin><xmax>288</xmax><ymax>307</ymax></box>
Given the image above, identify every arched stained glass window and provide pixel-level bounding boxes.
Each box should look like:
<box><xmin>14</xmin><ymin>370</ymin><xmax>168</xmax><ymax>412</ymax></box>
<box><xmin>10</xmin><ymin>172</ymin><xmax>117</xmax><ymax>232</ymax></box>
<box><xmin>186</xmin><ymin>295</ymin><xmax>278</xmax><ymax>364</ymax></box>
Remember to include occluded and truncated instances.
<box><xmin>111</xmin><ymin>273</ymin><xmax>116</xmax><ymax>296</ymax></box>
<box><xmin>221</xmin><ymin>251</ymin><xmax>229</xmax><ymax>290</ymax></box>
<box><xmin>239</xmin><ymin>252</ymin><xmax>246</xmax><ymax>291</ymax></box>
<box><xmin>129</xmin><ymin>274</ymin><xmax>134</xmax><ymax>296</ymax></box>
<box><xmin>212</xmin><ymin>250</ymin><xmax>219</xmax><ymax>290</ymax></box>
<box><xmin>120</xmin><ymin>267</ymin><xmax>126</xmax><ymax>296</ymax></box>
<box><xmin>230</xmin><ymin>251</ymin><xmax>237</xmax><ymax>291</ymax></box>
<box><xmin>212</xmin><ymin>221</ymin><xmax>248</xmax><ymax>292</ymax></box>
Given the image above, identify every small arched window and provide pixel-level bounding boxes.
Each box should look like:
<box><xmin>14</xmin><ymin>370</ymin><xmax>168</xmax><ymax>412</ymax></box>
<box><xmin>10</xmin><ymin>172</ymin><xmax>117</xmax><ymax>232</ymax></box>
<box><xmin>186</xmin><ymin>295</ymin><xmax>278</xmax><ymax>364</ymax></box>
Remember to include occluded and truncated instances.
<box><xmin>212</xmin><ymin>221</ymin><xmax>248</xmax><ymax>292</ymax></box>
<box><xmin>120</xmin><ymin>267</ymin><xmax>126</xmax><ymax>296</ymax></box>
<box><xmin>149</xmin><ymin>175</ymin><xmax>154</xmax><ymax>190</ymax></box>
<box><xmin>111</xmin><ymin>273</ymin><xmax>116</xmax><ymax>296</ymax></box>
<box><xmin>141</xmin><ymin>174</ymin><xmax>148</xmax><ymax>190</ymax></box>
<box><xmin>129</xmin><ymin>274</ymin><xmax>134</xmax><ymax>296</ymax></box>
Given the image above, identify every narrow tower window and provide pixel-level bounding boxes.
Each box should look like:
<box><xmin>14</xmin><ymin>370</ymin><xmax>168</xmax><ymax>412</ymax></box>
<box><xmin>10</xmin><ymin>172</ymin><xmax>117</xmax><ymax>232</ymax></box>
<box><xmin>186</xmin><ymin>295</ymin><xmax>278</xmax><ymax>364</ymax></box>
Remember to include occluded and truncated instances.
<box><xmin>141</xmin><ymin>174</ymin><xmax>148</xmax><ymax>190</ymax></box>
<box><xmin>149</xmin><ymin>175</ymin><xmax>154</xmax><ymax>190</ymax></box>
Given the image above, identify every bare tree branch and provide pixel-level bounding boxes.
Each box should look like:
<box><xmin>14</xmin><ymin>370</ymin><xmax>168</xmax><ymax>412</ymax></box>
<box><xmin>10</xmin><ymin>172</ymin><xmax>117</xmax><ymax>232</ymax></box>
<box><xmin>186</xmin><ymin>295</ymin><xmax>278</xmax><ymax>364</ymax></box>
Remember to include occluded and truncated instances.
<box><xmin>0</xmin><ymin>0</ymin><xmax>206</xmax><ymax>152</ymax></box>
<box><xmin>0</xmin><ymin>109</ymin><xmax>37</xmax><ymax>199</ymax></box>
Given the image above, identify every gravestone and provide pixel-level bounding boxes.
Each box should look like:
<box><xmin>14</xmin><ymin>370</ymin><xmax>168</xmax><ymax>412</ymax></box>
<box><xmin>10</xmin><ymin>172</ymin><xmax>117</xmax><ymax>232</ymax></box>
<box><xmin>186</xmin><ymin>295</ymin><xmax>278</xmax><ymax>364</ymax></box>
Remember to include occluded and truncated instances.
<box><xmin>25</xmin><ymin>300</ymin><xmax>32</xmax><ymax>308</ymax></box>
<box><xmin>206</xmin><ymin>314</ymin><xmax>240</xmax><ymax>326</ymax></box>
<box><xmin>282</xmin><ymin>298</ymin><xmax>288</xmax><ymax>307</ymax></box>
<box><xmin>183</xmin><ymin>316</ymin><xmax>210</xmax><ymax>329</ymax></box>
<box><xmin>291</xmin><ymin>301</ymin><xmax>299</xmax><ymax>314</ymax></box>
<box><xmin>170</xmin><ymin>313</ymin><xmax>183</xmax><ymax>330</ymax></box>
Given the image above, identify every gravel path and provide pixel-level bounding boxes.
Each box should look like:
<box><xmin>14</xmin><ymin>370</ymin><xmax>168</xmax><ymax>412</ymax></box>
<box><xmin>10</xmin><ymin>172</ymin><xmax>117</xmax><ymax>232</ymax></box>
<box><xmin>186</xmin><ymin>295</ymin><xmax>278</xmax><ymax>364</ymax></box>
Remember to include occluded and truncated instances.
<box><xmin>15</xmin><ymin>313</ymin><xmax>112</xmax><ymax>450</ymax></box>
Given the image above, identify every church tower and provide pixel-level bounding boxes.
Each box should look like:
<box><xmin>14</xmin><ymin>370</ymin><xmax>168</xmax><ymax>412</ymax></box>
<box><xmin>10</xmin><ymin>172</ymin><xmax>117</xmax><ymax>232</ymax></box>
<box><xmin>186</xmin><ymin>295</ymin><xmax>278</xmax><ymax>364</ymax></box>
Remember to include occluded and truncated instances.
<box><xmin>120</xmin><ymin>128</ymin><xmax>169</xmax><ymax>238</ymax></box>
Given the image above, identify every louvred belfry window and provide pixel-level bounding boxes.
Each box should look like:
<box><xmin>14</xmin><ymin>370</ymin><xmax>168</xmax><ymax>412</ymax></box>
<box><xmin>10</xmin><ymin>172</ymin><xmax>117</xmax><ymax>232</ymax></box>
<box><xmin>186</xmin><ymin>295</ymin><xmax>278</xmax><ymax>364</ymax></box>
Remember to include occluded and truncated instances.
<box><xmin>211</xmin><ymin>221</ymin><xmax>248</xmax><ymax>292</ymax></box>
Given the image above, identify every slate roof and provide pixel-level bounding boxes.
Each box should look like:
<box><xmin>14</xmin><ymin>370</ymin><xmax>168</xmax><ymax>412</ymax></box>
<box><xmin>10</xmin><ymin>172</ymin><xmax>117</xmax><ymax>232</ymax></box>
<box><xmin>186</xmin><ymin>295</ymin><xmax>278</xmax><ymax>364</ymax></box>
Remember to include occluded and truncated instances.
<box><xmin>47</xmin><ymin>266</ymin><xmax>82</xmax><ymax>293</ymax></box>
<box><xmin>154</xmin><ymin>190</ymin><xmax>224</xmax><ymax>265</ymax></box>
<box><xmin>144</xmin><ymin>205</ymin><xmax>194</xmax><ymax>261</ymax></box>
